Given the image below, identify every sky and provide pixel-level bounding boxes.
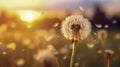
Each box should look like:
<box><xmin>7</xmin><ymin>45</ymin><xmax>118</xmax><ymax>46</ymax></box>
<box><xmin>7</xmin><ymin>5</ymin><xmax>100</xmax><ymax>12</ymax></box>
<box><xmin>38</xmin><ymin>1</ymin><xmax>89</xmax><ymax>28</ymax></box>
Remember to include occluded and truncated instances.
<box><xmin>0</xmin><ymin>0</ymin><xmax>119</xmax><ymax>9</ymax></box>
<box><xmin>0</xmin><ymin>0</ymin><xmax>119</xmax><ymax>18</ymax></box>
<box><xmin>0</xmin><ymin>0</ymin><xmax>78</xmax><ymax>9</ymax></box>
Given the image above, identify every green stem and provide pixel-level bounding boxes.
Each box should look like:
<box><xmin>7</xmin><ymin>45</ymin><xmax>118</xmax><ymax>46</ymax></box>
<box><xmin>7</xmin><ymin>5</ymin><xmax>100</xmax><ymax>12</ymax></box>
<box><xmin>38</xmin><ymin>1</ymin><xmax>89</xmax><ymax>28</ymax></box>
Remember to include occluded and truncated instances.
<box><xmin>101</xmin><ymin>40</ymin><xmax>106</xmax><ymax>67</ymax></box>
<box><xmin>70</xmin><ymin>41</ymin><xmax>76</xmax><ymax>67</ymax></box>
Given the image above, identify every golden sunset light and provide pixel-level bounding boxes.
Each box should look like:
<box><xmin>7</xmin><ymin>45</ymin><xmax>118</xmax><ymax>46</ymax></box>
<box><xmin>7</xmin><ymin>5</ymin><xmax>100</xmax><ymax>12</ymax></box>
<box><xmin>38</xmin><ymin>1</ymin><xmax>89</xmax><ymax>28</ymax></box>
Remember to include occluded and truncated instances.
<box><xmin>0</xmin><ymin>0</ymin><xmax>119</xmax><ymax>67</ymax></box>
<box><xmin>17</xmin><ymin>10</ymin><xmax>42</xmax><ymax>23</ymax></box>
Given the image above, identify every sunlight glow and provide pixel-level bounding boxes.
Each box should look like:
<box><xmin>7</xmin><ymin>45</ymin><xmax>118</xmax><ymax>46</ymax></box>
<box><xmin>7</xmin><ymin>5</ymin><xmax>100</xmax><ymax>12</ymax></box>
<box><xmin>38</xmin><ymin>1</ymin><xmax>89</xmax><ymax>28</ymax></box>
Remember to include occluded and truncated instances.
<box><xmin>17</xmin><ymin>10</ymin><xmax>42</xmax><ymax>23</ymax></box>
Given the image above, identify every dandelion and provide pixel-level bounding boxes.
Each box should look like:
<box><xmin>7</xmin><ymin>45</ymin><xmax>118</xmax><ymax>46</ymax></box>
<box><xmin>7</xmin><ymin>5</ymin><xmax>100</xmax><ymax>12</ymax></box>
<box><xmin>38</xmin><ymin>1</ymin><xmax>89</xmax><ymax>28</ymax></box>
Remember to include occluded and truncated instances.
<box><xmin>34</xmin><ymin>49</ymin><xmax>54</xmax><ymax>67</ymax></box>
<box><xmin>105</xmin><ymin>49</ymin><xmax>114</xmax><ymax>55</ymax></box>
<box><xmin>34</xmin><ymin>50</ymin><xmax>54</xmax><ymax>62</ymax></box>
<box><xmin>105</xmin><ymin>49</ymin><xmax>114</xmax><ymax>67</ymax></box>
<box><xmin>97</xmin><ymin>29</ymin><xmax>107</xmax><ymax>39</ymax></box>
<box><xmin>34</xmin><ymin>49</ymin><xmax>60</xmax><ymax>67</ymax></box>
<box><xmin>97</xmin><ymin>29</ymin><xmax>108</xmax><ymax>66</ymax></box>
<box><xmin>61</xmin><ymin>15</ymin><xmax>91</xmax><ymax>67</ymax></box>
<box><xmin>97</xmin><ymin>29</ymin><xmax>107</xmax><ymax>44</ymax></box>
<box><xmin>61</xmin><ymin>15</ymin><xmax>91</xmax><ymax>41</ymax></box>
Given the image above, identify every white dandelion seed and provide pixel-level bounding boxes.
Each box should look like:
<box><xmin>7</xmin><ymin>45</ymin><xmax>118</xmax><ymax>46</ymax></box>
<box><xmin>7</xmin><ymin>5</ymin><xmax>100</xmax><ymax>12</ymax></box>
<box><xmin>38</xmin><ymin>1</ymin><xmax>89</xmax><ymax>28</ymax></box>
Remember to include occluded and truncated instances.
<box><xmin>61</xmin><ymin>15</ymin><xmax>91</xmax><ymax>40</ymax></box>
<box><xmin>95</xmin><ymin>24</ymin><xmax>102</xmax><ymax>28</ymax></box>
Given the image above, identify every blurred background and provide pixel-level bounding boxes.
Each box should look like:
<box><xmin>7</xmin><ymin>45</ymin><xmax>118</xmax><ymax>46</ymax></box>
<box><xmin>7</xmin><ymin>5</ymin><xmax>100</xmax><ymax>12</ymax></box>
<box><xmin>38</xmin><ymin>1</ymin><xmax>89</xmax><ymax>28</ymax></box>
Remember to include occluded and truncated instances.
<box><xmin>0</xmin><ymin>0</ymin><xmax>120</xmax><ymax>67</ymax></box>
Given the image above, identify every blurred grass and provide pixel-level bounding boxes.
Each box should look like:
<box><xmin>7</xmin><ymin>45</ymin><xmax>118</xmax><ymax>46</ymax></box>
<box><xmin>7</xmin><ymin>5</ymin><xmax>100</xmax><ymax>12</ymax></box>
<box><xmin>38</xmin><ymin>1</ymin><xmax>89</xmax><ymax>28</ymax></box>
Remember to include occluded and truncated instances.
<box><xmin>0</xmin><ymin>29</ymin><xmax>120</xmax><ymax>67</ymax></box>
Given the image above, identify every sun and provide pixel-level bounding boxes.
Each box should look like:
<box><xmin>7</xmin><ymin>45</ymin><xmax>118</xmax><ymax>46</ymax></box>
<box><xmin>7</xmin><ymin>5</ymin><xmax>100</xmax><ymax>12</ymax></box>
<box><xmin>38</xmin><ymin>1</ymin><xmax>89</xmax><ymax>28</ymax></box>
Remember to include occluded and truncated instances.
<box><xmin>21</xmin><ymin>13</ymin><xmax>36</xmax><ymax>22</ymax></box>
<box><xmin>17</xmin><ymin>10</ymin><xmax>42</xmax><ymax>23</ymax></box>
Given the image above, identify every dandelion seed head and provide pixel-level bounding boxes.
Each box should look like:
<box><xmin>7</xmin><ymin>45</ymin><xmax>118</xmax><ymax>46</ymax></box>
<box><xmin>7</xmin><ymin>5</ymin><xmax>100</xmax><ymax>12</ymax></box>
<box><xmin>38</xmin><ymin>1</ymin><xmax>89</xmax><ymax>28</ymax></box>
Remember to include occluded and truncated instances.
<box><xmin>105</xmin><ymin>49</ymin><xmax>114</xmax><ymax>54</ymax></box>
<box><xmin>61</xmin><ymin>15</ymin><xmax>91</xmax><ymax>40</ymax></box>
<box><xmin>34</xmin><ymin>49</ymin><xmax>54</xmax><ymax>63</ymax></box>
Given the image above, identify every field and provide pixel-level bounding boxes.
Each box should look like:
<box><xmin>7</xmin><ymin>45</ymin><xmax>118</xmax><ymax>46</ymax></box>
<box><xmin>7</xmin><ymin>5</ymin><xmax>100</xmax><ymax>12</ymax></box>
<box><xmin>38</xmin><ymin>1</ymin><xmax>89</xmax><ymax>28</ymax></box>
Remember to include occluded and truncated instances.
<box><xmin>0</xmin><ymin>29</ymin><xmax>120</xmax><ymax>67</ymax></box>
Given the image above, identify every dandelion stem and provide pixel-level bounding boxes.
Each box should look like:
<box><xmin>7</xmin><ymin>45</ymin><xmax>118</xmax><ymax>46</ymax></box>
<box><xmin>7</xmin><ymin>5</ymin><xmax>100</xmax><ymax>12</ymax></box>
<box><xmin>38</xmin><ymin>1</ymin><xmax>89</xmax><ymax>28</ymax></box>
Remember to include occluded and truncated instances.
<box><xmin>55</xmin><ymin>56</ymin><xmax>61</xmax><ymax>67</ymax></box>
<box><xmin>70</xmin><ymin>41</ymin><xmax>76</xmax><ymax>67</ymax></box>
<box><xmin>101</xmin><ymin>40</ymin><xmax>106</xmax><ymax>66</ymax></box>
<box><xmin>107</xmin><ymin>59</ymin><xmax>110</xmax><ymax>67</ymax></box>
